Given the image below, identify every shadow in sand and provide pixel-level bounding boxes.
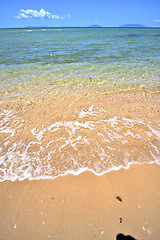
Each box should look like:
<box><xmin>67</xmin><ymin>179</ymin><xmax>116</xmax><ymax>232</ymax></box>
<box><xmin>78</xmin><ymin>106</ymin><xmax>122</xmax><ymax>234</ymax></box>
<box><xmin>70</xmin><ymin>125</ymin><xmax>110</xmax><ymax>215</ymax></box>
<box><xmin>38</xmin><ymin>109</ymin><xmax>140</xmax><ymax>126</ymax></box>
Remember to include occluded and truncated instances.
<box><xmin>116</xmin><ymin>233</ymin><xmax>137</xmax><ymax>240</ymax></box>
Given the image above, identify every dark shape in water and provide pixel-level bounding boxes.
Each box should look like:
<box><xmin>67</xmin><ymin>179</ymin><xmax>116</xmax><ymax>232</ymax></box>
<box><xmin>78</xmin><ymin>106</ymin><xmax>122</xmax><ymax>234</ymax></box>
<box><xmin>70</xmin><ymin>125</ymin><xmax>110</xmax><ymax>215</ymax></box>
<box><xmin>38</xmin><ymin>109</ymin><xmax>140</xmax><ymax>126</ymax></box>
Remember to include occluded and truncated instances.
<box><xmin>88</xmin><ymin>24</ymin><xmax>103</xmax><ymax>28</ymax></box>
<box><xmin>116</xmin><ymin>233</ymin><xmax>137</xmax><ymax>240</ymax></box>
<box><xmin>116</xmin><ymin>33</ymin><xmax>144</xmax><ymax>38</ymax></box>
<box><xmin>127</xmin><ymin>34</ymin><xmax>142</xmax><ymax>37</ymax></box>
<box><xmin>119</xmin><ymin>24</ymin><xmax>146</xmax><ymax>28</ymax></box>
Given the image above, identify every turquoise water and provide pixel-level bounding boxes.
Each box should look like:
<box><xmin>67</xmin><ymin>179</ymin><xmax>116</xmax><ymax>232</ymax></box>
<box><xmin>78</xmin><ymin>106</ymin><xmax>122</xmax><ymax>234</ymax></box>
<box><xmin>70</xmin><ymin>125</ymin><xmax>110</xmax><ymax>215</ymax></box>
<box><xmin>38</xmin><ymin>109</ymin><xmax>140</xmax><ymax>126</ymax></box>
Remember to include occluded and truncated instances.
<box><xmin>0</xmin><ymin>27</ymin><xmax>160</xmax><ymax>98</ymax></box>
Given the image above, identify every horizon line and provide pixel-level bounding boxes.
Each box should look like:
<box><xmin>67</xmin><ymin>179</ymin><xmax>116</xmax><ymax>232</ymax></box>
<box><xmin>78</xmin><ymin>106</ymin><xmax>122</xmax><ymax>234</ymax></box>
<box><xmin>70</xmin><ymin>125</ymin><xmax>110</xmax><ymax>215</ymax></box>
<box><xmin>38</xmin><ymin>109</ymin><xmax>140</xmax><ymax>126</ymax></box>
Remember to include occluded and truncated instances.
<box><xmin>1</xmin><ymin>26</ymin><xmax>160</xmax><ymax>29</ymax></box>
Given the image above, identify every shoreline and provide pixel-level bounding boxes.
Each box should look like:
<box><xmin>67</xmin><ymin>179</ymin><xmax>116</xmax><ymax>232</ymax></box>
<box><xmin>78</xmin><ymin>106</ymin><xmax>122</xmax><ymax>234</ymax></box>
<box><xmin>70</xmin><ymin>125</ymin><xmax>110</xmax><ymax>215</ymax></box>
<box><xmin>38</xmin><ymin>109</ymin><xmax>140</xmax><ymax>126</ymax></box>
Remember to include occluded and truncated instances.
<box><xmin>0</xmin><ymin>163</ymin><xmax>160</xmax><ymax>240</ymax></box>
<box><xmin>0</xmin><ymin>91</ymin><xmax>160</xmax><ymax>182</ymax></box>
<box><xmin>1</xmin><ymin>27</ymin><xmax>160</xmax><ymax>239</ymax></box>
<box><xmin>1</xmin><ymin>161</ymin><xmax>159</xmax><ymax>183</ymax></box>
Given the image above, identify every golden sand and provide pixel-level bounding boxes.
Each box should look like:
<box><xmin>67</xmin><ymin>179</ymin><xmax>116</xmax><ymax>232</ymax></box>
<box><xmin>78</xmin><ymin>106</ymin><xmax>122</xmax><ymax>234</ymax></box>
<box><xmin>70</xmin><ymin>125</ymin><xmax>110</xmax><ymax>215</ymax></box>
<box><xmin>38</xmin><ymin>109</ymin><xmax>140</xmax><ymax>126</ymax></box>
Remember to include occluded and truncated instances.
<box><xmin>0</xmin><ymin>163</ymin><xmax>160</xmax><ymax>240</ymax></box>
<box><xmin>0</xmin><ymin>90</ymin><xmax>160</xmax><ymax>239</ymax></box>
<box><xmin>0</xmin><ymin>91</ymin><xmax>160</xmax><ymax>181</ymax></box>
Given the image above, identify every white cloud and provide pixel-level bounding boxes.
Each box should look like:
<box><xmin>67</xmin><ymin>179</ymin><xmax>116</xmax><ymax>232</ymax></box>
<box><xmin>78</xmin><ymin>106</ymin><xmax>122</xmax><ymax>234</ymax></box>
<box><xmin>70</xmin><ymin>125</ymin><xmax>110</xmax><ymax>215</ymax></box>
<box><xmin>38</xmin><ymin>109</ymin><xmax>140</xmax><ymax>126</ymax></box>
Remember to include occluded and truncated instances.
<box><xmin>153</xmin><ymin>20</ymin><xmax>160</xmax><ymax>22</ymax></box>
<box><xmin>15</xmin><ymin>9</ymin><xmax>64</xmax><ymax>19</ymax></box>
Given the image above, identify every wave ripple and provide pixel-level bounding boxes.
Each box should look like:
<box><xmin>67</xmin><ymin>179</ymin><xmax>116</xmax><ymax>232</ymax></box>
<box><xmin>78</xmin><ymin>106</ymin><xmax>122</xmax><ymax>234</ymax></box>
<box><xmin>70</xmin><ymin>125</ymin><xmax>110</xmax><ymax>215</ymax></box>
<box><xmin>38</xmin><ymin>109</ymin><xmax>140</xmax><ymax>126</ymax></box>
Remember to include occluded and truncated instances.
<box><xmin>0</xmin><ymin>106</ymin><xmax>160</xmax><ymax>181</ymax></box>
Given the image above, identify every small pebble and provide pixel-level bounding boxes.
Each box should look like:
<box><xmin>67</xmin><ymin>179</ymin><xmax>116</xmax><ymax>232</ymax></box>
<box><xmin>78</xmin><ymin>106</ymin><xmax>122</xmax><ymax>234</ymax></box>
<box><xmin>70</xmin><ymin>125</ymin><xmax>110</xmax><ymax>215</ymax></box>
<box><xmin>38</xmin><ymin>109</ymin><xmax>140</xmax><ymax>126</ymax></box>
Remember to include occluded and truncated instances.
<box><xmin>116</xmin><ymin>196</ymin><xmax>122</xmax><ymax>202</ymax></box>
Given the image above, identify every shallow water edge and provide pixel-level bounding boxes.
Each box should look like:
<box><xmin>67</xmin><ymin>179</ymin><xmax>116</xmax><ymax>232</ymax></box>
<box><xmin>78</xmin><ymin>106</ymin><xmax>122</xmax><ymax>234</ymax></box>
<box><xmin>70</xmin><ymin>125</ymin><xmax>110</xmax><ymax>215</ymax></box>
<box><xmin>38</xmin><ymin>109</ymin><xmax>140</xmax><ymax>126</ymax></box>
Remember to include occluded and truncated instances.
<box><xmin>0</xmin><ymin>91</ymin><xmax>160</xmax><ymax>182</ymax></box>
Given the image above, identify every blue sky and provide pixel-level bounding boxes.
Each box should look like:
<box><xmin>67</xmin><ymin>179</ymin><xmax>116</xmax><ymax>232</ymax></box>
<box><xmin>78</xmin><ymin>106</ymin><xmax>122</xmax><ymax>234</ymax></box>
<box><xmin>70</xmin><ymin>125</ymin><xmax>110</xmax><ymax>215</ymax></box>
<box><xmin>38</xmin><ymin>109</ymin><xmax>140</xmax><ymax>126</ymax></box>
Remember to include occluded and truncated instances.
<box><xmin>1</xmin><ymin>0</ymin><xmax>160</xmax><ymax>28</ymax></box>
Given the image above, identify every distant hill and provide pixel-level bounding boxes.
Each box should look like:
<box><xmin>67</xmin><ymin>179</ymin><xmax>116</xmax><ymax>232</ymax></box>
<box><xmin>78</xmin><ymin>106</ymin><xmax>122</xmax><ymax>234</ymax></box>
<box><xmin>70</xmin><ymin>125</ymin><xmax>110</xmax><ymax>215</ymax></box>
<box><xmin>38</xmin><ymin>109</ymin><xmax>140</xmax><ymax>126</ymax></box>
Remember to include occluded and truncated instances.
<box><xmin>119</xmin><ymin>24</ymin><xmax>146</xmax><ymax>28</ymax></box>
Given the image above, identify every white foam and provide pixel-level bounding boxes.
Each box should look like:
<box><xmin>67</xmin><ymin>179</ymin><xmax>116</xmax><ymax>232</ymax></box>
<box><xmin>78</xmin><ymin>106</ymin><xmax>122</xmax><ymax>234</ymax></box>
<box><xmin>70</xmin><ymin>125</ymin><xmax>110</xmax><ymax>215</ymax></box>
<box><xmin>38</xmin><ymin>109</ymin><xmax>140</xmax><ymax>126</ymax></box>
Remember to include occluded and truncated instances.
<box><xmin>125</xmin><ymin>130</ymin><xmax>142</xmax><ymax>139</ymax></box>
<box><xmin>149</xmin><ymin>142</ymin><xmax>159</xmax><ymax>154</ymax></box>
<box><xmin>148</xmin><ymin>123</ymin><xmax>160</xmax><ymax>138</ymax></box>
<box><xmin>79</xmin><ymin>105</ymin><xmax>96</xmax><ymax>118</ymax></box>
<box><xmin>0</xmin><ymin>106</ymin><xmax>160</xmax><ymax>182</ymax></box>
<box><xmin>0</xmin><ymin>152</ymin><xmax>159</xmax><ymax>182</ymax></box>
<box><xmin>25</xmin><ymin>161</ymin><xmax>160</xmax><ymax>182</ymax></box>
<box><xmin>122</xmin><ymin>117</ymin><xmax>144</xmax><ymax>126</ymax></box>
<box><xmin>32</xmin><ymin>128</ymin><xmax>46</xmax><ymax>141</ymax></box>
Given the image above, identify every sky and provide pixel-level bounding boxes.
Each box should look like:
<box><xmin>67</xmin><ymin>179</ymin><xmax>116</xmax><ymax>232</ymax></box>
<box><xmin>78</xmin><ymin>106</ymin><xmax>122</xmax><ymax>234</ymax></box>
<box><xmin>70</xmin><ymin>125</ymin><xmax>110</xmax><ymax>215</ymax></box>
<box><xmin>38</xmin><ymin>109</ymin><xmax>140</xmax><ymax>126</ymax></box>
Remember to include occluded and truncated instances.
<box><xmin>0</xmin><ymin>0</ymin><xmax>160</xmax><ymax>28</ymax></box>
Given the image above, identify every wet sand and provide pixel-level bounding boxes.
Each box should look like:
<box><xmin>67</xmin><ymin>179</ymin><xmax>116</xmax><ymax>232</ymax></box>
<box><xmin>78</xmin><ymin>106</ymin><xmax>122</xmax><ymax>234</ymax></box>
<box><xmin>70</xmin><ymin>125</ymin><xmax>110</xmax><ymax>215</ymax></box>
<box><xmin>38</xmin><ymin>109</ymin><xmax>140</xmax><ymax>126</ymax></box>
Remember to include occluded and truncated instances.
<box><xmin>0</xmin><ymin>91</ymin><xmax>160</xmax><ymax>181</ymax></box>
<box><xmin>0</xmin><ymin>163</ymin><xmax>160</xmax><ymax>240</ymax></box>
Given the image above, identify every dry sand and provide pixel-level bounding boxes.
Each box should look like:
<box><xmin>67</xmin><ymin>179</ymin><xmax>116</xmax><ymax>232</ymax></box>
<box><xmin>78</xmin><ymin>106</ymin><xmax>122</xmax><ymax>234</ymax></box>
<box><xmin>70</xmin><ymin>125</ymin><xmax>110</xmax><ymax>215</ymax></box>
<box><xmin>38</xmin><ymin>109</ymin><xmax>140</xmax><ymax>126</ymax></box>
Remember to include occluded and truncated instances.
<box><xmin>0</xmin><ymin>163</ymin><xmax>160</xmax><ymax>240</ymax></box>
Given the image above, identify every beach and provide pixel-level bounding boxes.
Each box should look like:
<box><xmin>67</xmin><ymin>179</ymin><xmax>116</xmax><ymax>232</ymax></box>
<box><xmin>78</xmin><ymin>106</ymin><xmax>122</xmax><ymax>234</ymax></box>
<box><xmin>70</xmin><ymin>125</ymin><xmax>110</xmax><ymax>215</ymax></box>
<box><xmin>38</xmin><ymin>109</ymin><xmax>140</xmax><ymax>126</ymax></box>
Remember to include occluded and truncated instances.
<box><xmin>0</xmin><ymin>163</ymin><xmax>160</xmax><ymax>240</ymax></box>
<box><xmin>0</xmin><ymin>27</ymin><xmax>160</xmax><ymax>239</ymax></box>
<box><xmin>0</xmin><ymin>91</ymin><xmax>160</xmax><ymax>181</ymax></box>
<box><xmin>0</xmin><ymin>90</ymin><xmax>160</xmax><ymax>239</ymax></box>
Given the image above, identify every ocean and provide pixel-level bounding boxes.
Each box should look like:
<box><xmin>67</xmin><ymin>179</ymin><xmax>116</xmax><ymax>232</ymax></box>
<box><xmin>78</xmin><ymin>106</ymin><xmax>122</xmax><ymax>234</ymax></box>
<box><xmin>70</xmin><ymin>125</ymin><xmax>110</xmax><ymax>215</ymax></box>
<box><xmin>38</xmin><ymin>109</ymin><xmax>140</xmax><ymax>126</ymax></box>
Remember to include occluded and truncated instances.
<box><xmin>0</xmin><ymin>27</ymin><xmax>160</xmax><ymax>181</ymax></box>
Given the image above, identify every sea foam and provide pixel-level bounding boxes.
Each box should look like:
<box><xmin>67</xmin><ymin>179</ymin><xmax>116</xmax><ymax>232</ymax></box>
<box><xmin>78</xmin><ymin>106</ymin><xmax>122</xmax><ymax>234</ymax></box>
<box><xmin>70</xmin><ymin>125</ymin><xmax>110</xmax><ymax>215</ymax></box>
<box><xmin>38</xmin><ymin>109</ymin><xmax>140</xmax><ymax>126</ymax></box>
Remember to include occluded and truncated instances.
<box><xmin>0</xmin><ymin>106</ymin><xmax>160</xmax><ymax>182</ymax></box>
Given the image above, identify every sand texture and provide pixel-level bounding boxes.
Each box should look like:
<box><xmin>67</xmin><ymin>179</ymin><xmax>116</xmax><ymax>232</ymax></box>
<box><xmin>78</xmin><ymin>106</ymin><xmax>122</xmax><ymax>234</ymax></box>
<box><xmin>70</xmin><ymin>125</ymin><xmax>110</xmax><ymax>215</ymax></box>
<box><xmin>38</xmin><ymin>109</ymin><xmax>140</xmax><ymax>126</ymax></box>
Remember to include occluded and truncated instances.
<box><xmin>1</xmin><ymin>92</ymin><xmax>160</xmax><ymax>181</ymax></box>
<box><xmin>0</xmin><ymin>163</ymin><xmax>160</xmax><ymax>240</ymax></box>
